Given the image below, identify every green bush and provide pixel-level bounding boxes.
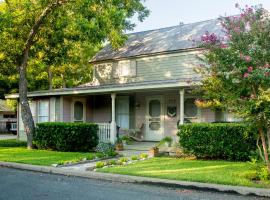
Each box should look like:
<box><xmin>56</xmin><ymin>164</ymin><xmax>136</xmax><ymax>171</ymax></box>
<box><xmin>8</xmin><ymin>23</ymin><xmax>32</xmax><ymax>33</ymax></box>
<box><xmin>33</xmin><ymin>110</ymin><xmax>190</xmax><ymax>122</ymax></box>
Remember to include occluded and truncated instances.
<box><xmin>177</xmin><ymin>123</ymin><xmax>257</xmax><ymax>161</ymax></box>
<box><xmin>34</xmin><ymin>122</ymin><xmax>99</xmax><ymax>152</ymax></box>
<box><xmin>96</xmin><ymin>142</ymin><xmax>115</xmax><ymax>155</ymax></box>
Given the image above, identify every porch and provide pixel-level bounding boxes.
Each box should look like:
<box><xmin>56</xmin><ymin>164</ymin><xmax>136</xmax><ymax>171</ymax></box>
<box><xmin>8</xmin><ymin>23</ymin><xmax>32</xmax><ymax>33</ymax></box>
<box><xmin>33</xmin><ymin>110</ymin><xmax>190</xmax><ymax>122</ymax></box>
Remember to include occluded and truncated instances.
<box><xmin>83</xmin><ymin>88</ymin><xmax>208</xmax><ymax>144</ymax></box>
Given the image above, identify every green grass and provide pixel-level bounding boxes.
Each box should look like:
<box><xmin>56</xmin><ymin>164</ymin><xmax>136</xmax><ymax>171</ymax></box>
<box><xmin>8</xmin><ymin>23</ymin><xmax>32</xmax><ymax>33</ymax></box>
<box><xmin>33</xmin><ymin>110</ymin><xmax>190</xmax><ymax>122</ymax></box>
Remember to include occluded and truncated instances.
<box><xmin>0</xmin><ymin>139</ymin><xmax>95</xmax><ymax>166</ymax></box>
<box><xmin>98</xmin><ymin>157</ymin><xmax>270</xmax><ymax>188</ymax></box>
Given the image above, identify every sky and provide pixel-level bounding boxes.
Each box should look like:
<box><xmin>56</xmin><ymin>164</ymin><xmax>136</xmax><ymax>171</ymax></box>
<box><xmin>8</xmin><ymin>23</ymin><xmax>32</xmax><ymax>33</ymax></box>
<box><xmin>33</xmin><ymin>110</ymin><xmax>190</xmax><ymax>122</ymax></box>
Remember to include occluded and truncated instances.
<box><xmin>129</xmin><ymin>0</ymin><xmax>270</xmax><ymax>33</ymax></box>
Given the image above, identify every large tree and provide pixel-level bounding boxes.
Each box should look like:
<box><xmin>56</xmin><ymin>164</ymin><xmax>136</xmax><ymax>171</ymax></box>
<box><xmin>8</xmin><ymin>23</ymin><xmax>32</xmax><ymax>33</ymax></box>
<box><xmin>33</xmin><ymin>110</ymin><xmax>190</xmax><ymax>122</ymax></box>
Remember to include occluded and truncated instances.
<box><xmin>0</xmin><ymin>0</ymin><xmax>149</xmax><ymax>149</ymax></box>
<box><xmin>197</xmin><ymin>4</ymin><xmax>270</xmax><ymax>173</ymax></box>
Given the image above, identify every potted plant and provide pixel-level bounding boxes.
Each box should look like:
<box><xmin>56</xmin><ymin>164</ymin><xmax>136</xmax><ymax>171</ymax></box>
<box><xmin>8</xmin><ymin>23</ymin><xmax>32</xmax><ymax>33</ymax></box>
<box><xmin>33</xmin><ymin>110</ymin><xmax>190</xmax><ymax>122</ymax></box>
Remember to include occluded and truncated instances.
<box><xmin>149</xmin><ymin>146</ymin><xmax>159</xmax><ymax>157</ymax></box>
<box><xmin>121</xmin><ymin>135</ymin><xmax>131</xmax><ymax>146</ymax></box>
<box><xmin>115</xmin><ymin>138</ymin><xmax>124</xmax><ymax>151</ymax></box>
<box><xmin>158</xmin><ymin>136</ymin><xmax>173</xmax><ymax>147</ymax></box>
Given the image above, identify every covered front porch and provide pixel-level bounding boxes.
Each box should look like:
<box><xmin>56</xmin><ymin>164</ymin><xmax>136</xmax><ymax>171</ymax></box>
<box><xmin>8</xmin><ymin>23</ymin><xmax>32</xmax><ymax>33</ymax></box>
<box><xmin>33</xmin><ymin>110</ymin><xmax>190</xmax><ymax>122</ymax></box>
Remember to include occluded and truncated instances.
<box><xmin>65</xmin><ymin>88</ymin><xmax>209</xmax><ymax>144</ymax></box>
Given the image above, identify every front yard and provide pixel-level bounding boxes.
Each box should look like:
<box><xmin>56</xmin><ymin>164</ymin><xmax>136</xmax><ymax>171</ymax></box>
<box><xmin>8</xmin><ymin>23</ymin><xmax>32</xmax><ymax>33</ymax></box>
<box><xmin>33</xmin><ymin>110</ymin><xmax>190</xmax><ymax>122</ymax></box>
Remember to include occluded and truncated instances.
<box><xmin>0</xmin><ymin>139</ymin><xmax>95</xmax><ymax>166</ymax></box>
<box><xmin>98</xmin><ymin>157</ymin><xmax>270</xmax><ymax>188</ymax></box>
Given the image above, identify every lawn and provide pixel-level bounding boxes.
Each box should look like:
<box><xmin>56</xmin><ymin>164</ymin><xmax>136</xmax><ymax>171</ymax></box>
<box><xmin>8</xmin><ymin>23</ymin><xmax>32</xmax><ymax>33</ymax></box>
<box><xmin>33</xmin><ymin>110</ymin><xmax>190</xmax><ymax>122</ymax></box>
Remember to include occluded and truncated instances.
<box><xmin>0</xmin><ymin>139</ymin><xmax>95</xmax><ymax>166</ymax></box>
<box><xmin>98</xmin><ymin>157</ymin><xmax>270</xmax><ymax>188</ymax></box>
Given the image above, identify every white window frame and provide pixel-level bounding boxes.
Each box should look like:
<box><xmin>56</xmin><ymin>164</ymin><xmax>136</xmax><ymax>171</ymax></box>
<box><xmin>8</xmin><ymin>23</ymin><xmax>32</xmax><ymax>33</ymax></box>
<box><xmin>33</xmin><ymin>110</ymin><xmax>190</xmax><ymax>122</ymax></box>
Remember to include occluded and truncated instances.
<box><xmin>114</xmin><ymin>60</ymin><xmax>136</xmax><ymax>78</ymax></box>
<box><xmin>38</xmin><ymin>100</ymin><xmax>50</xmax><ymax>123</ymax></box>
<box><xmin>184</xmin><ymin>98</ymin><xmax>199</xmax><ymax>119</ymax></box>
<box><xmin>71</xmin><ymin>98</ymin><xmax>86</xmax><ymax>123</ymax></box>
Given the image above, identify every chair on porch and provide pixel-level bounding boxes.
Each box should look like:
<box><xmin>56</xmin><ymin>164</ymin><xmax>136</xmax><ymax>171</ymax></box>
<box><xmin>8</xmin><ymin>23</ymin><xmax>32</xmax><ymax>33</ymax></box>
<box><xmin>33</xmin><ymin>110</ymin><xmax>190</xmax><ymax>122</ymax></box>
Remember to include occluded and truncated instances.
<box><xmin>128</xmin><ymin>123</ymin><xmax>144</xmax><ymax>142</ymax></box>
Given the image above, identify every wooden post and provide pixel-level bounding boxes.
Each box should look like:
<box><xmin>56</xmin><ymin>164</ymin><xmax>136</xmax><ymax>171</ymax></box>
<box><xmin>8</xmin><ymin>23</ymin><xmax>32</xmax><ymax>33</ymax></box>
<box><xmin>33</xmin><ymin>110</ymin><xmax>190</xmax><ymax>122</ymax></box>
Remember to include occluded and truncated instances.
<box><xmin>110</xmin><ymin>93</ymin><xmax>116</xmax><ymax>144</ymax></box>
<box><xmin>179</xmin><ymin>89</ymin><xmax>185</xmax><ymax>125</ymax></box>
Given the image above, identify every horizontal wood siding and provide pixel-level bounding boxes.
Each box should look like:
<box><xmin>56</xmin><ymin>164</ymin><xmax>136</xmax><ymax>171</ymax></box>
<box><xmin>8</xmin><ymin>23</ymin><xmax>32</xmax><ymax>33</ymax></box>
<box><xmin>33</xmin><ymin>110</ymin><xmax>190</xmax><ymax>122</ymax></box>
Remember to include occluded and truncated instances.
<box><xmin>94</xmin><ymin>51</ymin><xmax>201</xmax><ymax>85</ymax></box>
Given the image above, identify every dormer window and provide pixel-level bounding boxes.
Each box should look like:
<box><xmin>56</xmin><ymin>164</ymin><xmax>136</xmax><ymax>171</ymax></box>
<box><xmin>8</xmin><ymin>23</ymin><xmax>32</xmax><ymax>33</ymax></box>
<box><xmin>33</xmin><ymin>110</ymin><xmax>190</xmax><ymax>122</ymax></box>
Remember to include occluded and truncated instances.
<box><xmin>114</xmin><ymin>60</ymin><xmax>136</xmax><ymax>78</ymax></box>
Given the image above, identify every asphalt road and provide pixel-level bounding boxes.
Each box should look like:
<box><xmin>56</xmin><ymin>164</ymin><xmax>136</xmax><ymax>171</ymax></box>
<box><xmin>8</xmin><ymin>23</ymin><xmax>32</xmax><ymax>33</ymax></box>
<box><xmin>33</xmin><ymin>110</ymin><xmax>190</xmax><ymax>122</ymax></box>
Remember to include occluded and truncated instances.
<box><xmin>0</xmin><ymin>167</ymin><xmax>267</xmax><ymax>200</ymax></box>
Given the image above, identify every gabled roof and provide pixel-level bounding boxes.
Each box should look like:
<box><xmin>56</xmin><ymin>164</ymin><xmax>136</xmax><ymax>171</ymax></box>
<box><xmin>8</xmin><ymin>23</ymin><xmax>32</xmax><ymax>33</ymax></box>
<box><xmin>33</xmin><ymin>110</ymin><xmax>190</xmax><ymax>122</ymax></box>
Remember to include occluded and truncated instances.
<box><xmin>91</xmin><ymin>19</ymin><xmax>223</xmax><ymax>62</ymax></box>
<box><xmin>0</xmin><ymin>100</ymin><xmax>13</xmax><ymax>112</ymax></box>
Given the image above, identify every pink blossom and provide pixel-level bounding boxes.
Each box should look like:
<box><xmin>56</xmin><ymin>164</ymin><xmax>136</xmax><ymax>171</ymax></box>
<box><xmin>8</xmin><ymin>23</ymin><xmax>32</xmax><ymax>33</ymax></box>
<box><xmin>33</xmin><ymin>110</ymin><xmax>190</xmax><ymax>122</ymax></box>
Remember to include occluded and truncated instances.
<box><xmin>264</xmin><ymin>63</ymin><xmax>270</xmax><ymax>68</ymax></box>
<box><xmin>247</xmin><ymin>66</ymin><xmax>253</xmax><ymax>72</ymax></box>
<box><xmin>243</xmin><ymin>73</ymin><xmax>249</xmax><ymax>78</ymax></box>
<box><xmin>201</xmin><ymin>32</ymin><xmax>218</xmax><ymax>44</ymax></box>
<box><xmin>264</xmin><ymin>72</ymin><xmax>270</xmax><ymax>77</ymax></box>
<box><xmin>244</xmin><ymin>56</ymin><xmax>251</xmax><ymax>62</ymax></box>
<box><xmin>220</xmin><ymin>43</ymin><xmax>228</xmax><ymax>49</ymax></box>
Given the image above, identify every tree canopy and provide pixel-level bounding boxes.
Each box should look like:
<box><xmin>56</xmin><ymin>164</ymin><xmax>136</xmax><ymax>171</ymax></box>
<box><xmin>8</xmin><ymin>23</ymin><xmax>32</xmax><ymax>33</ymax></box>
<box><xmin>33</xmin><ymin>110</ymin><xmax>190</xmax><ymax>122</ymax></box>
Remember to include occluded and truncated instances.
<box><xmin>197</xmin><ymin>4</ymin><xmax>270</xmax><ymax>173</ymax></box>
<box><xmin>0</xmin><ymin>0</ymin><xmax>149</xmax><ymax>148</ymax></box>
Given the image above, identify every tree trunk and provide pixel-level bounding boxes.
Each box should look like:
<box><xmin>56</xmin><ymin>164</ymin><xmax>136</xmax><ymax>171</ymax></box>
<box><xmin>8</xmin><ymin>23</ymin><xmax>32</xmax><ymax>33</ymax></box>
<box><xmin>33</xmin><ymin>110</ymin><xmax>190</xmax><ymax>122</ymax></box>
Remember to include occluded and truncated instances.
<box><xmin>19</xmin><ymin>61</ymin><xmax>35</xmax><ymax>149</ymax></box>
<box><xmin>19</xmin><ymin>0</ymin><xmax>69</xmax><ymax>149</ymax></box>
<box><xmin>267</xmin><ymin>127</ymin><xmax>270</xmax><ymax>152</ymax></box>
<box><xmin>259</xmin><ymin>128</ymin><xmax>270</xmax><ymax>173</ymax></box>
<box><xmin>48</xmin><ymin>65</ymin><xmax>52</xmax><ymax>90</ymax></box>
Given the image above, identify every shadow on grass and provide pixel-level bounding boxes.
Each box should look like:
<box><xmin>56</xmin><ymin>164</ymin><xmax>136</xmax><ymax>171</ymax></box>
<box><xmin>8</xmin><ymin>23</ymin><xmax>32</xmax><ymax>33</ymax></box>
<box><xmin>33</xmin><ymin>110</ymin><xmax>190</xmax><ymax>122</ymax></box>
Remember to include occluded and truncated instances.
<box><xmin>0</xmin><ymin>139</ymin><xmax>26</xmax><ymax>147</ymax></box>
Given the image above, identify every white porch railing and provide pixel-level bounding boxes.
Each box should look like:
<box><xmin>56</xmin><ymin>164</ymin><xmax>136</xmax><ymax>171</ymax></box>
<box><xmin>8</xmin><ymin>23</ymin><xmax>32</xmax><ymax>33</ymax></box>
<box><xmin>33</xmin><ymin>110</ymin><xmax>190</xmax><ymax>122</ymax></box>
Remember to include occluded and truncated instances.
<box><xmin>97</xmin><ymin>123</ymin><xmax>111</xmax><ymax>142</ymax></box>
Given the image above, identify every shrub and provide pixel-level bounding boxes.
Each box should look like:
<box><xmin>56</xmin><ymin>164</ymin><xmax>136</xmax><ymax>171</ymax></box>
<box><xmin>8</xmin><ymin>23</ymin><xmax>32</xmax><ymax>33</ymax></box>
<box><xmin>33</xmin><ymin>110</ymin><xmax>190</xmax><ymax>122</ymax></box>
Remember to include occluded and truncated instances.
<box><xmin>96</xmin><ymin>161</ymin><xmax>106</xmax><ymax>168</ymax></box>
<box><xmin>107</xmin><ymin>160</ymin><xmax>117</xmax><ymax>165</ymax></box>
<box><xmin>34</xmin><ymin>122</ymin><xmax>98</xmax><ymax>152</ymax></box>
<box><xmin>178</xmin><ymin>123</ymin><xmax>257</xmax><ymax>161</ymax></box>
<box><xmin>119</xmin><ymin>157</ymin><xmax>129</xmax><ymax>163</ymax></box>
<box><xmin>131</xmin><ymin>155</ymin><xmax>138</xmax><ymax>160</ymax></box>
<box><xmin>140</xmin><ymin>153</ymin><xmax>148</xmax><ymax>159</ymax></box>
<box><xmin>96</xmin><ymin>142</ymin><xmax>115</xmax><ymax>155</ymax></box>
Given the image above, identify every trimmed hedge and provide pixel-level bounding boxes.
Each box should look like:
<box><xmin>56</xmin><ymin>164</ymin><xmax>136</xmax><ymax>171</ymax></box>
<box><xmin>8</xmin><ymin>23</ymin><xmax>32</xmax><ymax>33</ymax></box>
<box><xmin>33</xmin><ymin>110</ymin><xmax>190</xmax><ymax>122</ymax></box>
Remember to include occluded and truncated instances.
<box><xmin>177</xmin><ymin>123</ymin><xmax>257</xmax><ymax>161</ymax></box>
<box><xmin>34</xmin><ymin>122</ymin><xmax>99</xmax><ymax>152</ymax></box>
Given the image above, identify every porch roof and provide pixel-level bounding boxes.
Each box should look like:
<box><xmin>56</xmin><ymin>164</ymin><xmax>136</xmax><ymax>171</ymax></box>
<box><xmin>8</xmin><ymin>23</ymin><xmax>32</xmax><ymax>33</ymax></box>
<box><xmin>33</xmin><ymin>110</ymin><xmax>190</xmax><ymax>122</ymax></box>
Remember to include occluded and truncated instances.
<box><xmin>5</xmin><ymin>78</ymin><xmax>200</xmax><ymax>99</ymax></box>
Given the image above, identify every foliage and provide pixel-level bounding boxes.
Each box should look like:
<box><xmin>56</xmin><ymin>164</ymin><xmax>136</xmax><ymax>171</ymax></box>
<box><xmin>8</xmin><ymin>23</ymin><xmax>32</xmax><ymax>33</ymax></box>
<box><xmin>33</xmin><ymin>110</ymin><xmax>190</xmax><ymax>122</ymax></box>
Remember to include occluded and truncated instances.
<box><xmin>196</xmin><ymin>4</ymin><xmax>270</xmax><ymax>171</ymax></box>
<box><xmin>95</xmin><ymin>161</ymin><xmax>106</xmax><ymax>168</ymax></box>
<box><xmin>98</xmin><ymin>157</ymin><xmax>270</xmax><ymax>188</ymax></box>
<box><xmin>119</xmin><ymin>157</ymin><xmax>129</xmax><ymax>163</ymax></box>
<box><xmin>95</xmin><ymin>142</ymin><xmax>115</xmax><ymax>155</ymax></box>
<box><xmin>0</xmin><ymin>0</ymin><xmax>149</xmax><ymax>92</ymax></box>
<box><xmin>0</xmin><ymin>139</ymin><xmax>95</xmax><ymax>166</ymax></box>
<box><xmin>131</xmin><ymin>155</ymin><xmax>139</xmax><ymax>160</ymax></box>
<box><xmin>34</xmin><ymin>122</ymin><xmax>99</xmax><ymax>152</ymax></box>
<box><xmin>178</xmin><ymin>123</ymin><xmax>257</xmax><ymax>161</ymax></box>
<box><xmin>158</xmin><ymin>136</ymin><xmax>173</xmax><ymax>147</ymax></box>
<box><xmin>140</xmin><ymin>153</ymin><xmax>148</xmax><ymax>159</ymax></box>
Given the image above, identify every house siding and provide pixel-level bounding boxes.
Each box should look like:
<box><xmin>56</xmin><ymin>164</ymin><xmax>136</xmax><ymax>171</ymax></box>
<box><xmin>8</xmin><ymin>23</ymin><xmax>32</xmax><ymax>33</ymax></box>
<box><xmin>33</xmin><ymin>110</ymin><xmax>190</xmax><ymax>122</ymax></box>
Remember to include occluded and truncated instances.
<box><xmin>93</xmin><ymin>51</ymin><xmax>201</xmax><ymax>85</ymax></box>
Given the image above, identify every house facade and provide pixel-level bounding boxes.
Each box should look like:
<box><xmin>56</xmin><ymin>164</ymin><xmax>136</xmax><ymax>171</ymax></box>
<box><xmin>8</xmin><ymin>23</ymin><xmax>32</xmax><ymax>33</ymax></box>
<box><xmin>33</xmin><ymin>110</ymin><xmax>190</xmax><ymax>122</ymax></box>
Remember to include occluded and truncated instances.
<box><xmin>0</xmin><ymin>100</ymin><xmax>17</xmax><ymax>134</ymax></box>
<box><xmin>7</xmin><ymin>19</ymin><xmax>235</xmax><ymax>143</ymax></box>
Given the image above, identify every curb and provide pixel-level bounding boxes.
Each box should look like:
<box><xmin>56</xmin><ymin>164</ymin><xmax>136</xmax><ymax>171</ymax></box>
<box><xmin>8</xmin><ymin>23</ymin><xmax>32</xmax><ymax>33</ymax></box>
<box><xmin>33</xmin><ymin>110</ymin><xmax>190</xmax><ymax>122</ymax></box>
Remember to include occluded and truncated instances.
<box><xmin>0</xmin><ymin>161</ymin><xmax>269</xmax><ymax>197</ymax></box>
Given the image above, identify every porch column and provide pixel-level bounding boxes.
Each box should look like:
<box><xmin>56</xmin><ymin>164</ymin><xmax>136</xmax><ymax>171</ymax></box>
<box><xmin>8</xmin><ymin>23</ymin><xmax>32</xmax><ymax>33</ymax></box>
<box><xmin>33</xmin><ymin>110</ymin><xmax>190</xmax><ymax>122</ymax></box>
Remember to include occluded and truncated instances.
<box><xmin>110</xmin><ymin>93</ymin><xmax>117</xmax><ymax>144</ymax></box>
<box><xmin>179</xmin><ymin>89</ymin><xmax>185</xmax><ymax>125</ymax></box>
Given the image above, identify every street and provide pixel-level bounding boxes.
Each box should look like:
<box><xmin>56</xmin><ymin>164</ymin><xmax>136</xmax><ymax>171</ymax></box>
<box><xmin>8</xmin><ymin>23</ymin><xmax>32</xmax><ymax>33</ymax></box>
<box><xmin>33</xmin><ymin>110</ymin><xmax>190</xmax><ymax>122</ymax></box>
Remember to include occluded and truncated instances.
<box><xmin>0</xmin><ymin>167</ymin><xmax>266</xmax><ymax>200</ymax></box>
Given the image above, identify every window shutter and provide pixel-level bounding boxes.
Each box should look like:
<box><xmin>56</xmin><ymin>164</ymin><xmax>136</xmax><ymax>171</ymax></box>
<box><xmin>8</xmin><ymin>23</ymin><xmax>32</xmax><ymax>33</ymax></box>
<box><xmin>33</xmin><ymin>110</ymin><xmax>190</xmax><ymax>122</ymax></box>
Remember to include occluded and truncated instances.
<box><xmin>130</xmin><ymin>60</ymin><xmax>137</xmax><ymax>77</ymax></box>
<box><xmin>113</xmin><ymin>62</ymin><xmax>119</xmax><ymax>78</ymax></box>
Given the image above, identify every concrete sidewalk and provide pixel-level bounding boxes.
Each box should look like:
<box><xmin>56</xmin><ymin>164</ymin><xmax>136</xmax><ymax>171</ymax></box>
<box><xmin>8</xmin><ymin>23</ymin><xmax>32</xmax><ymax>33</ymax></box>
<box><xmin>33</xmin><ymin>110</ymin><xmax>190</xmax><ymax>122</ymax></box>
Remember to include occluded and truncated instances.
<box><xmin>0</xmin><ymin>161</ymin><xmax>269</xmax><ymax>198</ymax></box>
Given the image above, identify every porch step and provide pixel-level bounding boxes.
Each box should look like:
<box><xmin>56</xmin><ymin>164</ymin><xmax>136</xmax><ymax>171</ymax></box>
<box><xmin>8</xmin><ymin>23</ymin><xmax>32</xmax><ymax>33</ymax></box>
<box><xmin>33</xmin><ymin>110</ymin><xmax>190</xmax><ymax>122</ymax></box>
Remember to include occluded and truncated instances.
<box><xmin>124</xmin><ymin>142</ymin><xmax>158</xmax><ymax>151</ymax></box>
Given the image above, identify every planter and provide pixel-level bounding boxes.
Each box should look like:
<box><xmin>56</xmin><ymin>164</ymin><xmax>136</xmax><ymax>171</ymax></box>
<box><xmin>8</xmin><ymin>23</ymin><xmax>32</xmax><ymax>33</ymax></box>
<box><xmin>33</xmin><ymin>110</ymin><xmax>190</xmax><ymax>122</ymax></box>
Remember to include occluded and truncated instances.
<box><xmin>115</xmin><ymin>143</ymin><xmax>124</xmax><ymax>151</ymax></box>
<box><xmin>149</xmin><ymin>147</ymin><xmax>159</xmax><ymax>157</ymax></box>
<box><xmin>165</xmin><ymin>142</ymin><xmax>171</xmax><ymax>147</ymax></box>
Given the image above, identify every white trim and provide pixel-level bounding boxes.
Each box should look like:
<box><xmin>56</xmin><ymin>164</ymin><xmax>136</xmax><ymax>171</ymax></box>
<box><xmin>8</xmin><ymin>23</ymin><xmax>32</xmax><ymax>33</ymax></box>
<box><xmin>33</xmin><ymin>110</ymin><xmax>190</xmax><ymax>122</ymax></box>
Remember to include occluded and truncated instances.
<box><xmin>145</xmin><ymin>95</ymin><xmax>164</xmax><ymax>141</ymax></box>
<box><xmin>6</xmin><ymin>82</ymin><xmax>197</xmax><ymax>99</ymax></box>
<box><xmin>71</xmin><ymin>98</ymin><xmax>86</xmax><ymax>122</ymax></box>
<box><xmin>37</xmin><ymin>99</ymin><xmax>50</xmax><ymax>123</ymax></box>
<box><xmin>59</xmin><ymin>96</ymin><xmax>64</xmax><ymax>122</ymax></box>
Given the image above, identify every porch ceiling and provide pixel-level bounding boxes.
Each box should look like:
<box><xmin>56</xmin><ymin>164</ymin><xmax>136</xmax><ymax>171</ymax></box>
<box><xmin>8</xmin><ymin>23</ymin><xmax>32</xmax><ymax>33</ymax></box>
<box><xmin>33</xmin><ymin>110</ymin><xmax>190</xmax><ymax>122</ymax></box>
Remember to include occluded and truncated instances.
<box><xmin>5</xmin><ymin>79</ymin><xmax>201</xmax><ymax>99</ymax></box>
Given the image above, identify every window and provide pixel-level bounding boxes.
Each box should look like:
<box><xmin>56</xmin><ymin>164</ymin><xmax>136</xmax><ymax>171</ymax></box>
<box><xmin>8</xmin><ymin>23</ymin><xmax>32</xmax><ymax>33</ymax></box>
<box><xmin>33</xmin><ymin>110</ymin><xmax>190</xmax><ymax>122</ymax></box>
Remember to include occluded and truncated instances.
<box><xmin>116</xmin><ymin>97</ymin><xmax>129</xmax><ymax>129</ymax></box>
<box><xmin>29</xmin><ymin>101</ymin><xmax>37</xmax><ymax>122</ymax></box>
<box><xmin>114</xmin><ymin>60</ymin><xmax>136</xmax><ymax>78</ymax></box>
<box><xmin>74</xmin><ymin>101</ymin><xmax>84</xmax><ymax>122</ymax></box>
<box><xmin>184</xmin><ymin>98</ymin><xmax>198</xmax><ymax>118</ymax></box>
<box><xmin>38</xmin><ymin>100</ymin><xmax>49</xmax><ymax>122</ymax></box>
<box><xmin>72</xmin><ymin>99</ymin><xmax>85</xmax><ymax>122</ymax></box>
<box><xmin>3</xmin><ymin>114</ymin><xmax>16</xmax><ymax>118</ymax></box>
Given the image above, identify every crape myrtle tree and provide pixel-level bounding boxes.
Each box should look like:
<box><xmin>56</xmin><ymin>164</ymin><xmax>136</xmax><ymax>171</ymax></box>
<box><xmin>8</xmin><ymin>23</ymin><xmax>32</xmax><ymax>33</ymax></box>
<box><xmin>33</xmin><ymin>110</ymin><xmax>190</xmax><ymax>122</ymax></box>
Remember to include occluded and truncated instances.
<box><xmin>0</xmin><ymin>0</ymin><xmax>149</xmax><ymax>149</ymax></box>
<box><xmin>197</xmin><ymin>4</ymin><xmax>270</xmax><ymax>173</ymax></box>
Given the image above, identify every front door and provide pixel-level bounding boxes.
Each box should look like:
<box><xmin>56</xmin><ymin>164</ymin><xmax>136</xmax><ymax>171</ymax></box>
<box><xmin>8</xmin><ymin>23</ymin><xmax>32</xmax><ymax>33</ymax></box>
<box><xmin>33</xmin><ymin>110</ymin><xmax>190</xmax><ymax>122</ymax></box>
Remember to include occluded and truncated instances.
<box><xmin>145</xmin><ymin>96</ymin><xmax>164</xmax><ymax>141</ymax></box>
